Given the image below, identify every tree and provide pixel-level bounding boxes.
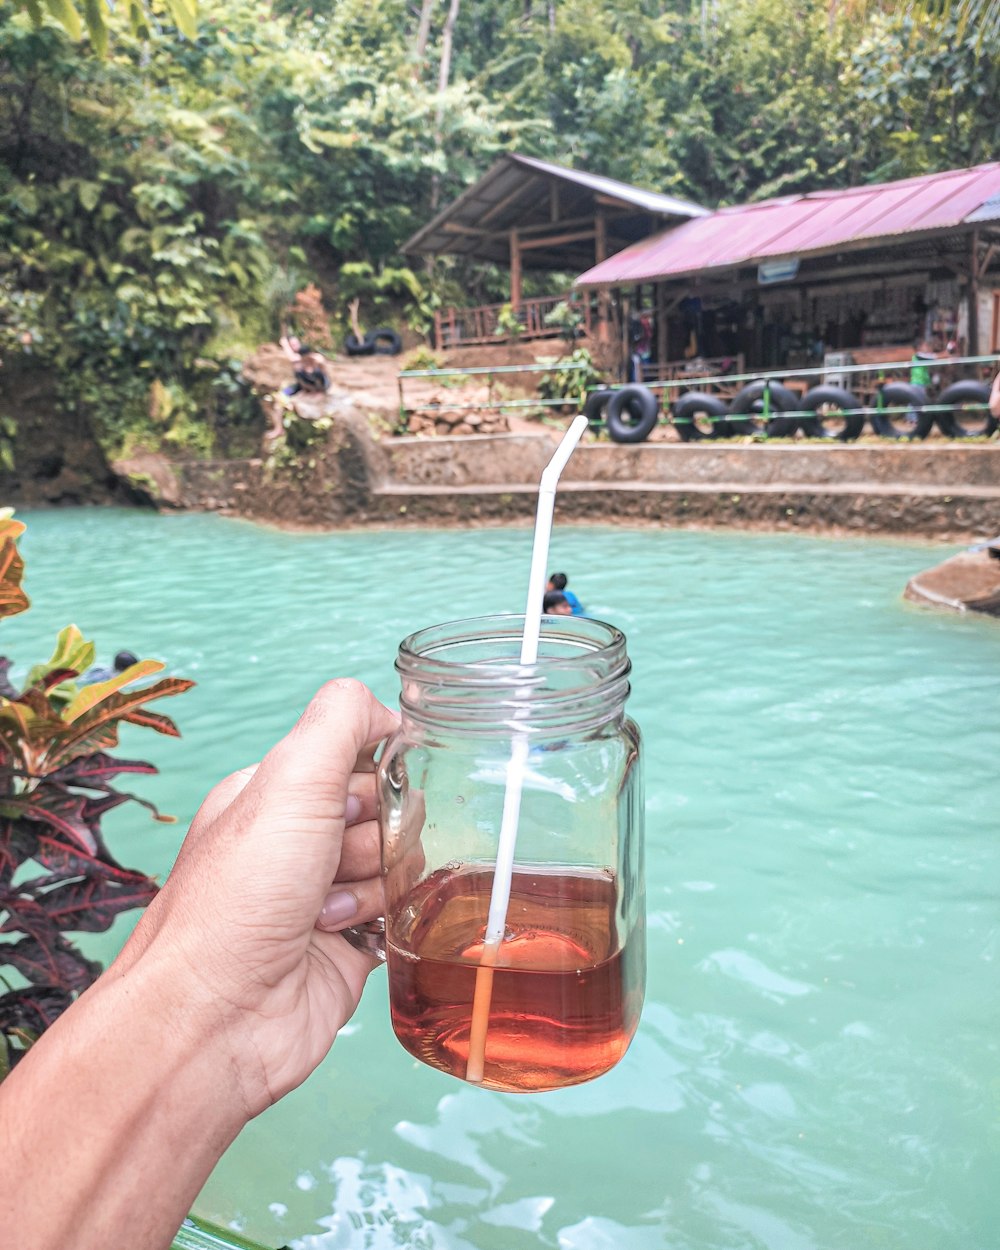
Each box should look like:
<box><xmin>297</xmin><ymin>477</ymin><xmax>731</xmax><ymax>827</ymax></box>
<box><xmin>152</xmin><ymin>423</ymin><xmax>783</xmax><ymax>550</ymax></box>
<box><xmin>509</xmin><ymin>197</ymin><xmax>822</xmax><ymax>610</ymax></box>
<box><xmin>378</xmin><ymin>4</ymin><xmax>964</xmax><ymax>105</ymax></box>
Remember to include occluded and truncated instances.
<box><xmin>13</xmin><ymin>0</ymin><xmax>195</xmax><ymax>54</ymax></box>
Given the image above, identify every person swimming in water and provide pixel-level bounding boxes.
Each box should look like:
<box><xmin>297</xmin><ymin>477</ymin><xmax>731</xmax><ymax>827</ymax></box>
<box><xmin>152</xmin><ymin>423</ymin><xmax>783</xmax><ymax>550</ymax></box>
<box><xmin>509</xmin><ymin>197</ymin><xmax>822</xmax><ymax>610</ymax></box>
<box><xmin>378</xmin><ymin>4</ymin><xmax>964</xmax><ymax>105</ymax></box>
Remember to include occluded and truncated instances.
<box><xmin>546</xmin><ymin>572</ymin><xmax>584</xmax><ymax>615</ymax></box>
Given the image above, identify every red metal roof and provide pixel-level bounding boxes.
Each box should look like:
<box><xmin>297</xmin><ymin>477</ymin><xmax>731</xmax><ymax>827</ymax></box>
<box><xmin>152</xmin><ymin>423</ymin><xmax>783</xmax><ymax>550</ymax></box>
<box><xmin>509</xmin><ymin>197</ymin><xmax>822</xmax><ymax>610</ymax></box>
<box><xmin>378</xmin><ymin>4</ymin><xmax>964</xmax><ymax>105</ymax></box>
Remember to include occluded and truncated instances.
<box><xmin>575</xmin><ymin>163</ymin><xmax>1000</xmax><ymax>287</ymax></box>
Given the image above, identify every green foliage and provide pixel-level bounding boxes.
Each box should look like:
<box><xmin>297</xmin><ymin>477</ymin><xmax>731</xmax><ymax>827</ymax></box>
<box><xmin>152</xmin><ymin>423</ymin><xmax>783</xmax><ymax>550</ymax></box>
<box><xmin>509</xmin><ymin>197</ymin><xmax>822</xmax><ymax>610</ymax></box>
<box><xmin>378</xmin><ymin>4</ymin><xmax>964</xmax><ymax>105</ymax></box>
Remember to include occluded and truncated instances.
<box><xmin>536</xmin><ymin>347</ymin><xmax>605</xmax><ymax>409</ymax></box>
<box><xmin>843</xmin><ymin>12</ymin><xmax>1000</xmax><ymax>180</ymax></box>
<box><xmin>337</xmin><ymin>262</ymin><xmax>439</xmax><ymax>336</ymax></box>
<box><xmin>13</xmin><ymin>0</ymin><xmax>196</xmax><ymax>55</ymax></box>
<box><xmin>2</xmin><ymin>0</ymin><xmax>999</xmax><ymax>466</ymax></box>
<box><xmin>494</xmin><ymin>303</ymin><xmax>524</xmax><ymax>338</ymax></box>
<box><xmin>543</xmin><ymin>298</ymin><xmax>585</xmax><ymax>346</ymax></box>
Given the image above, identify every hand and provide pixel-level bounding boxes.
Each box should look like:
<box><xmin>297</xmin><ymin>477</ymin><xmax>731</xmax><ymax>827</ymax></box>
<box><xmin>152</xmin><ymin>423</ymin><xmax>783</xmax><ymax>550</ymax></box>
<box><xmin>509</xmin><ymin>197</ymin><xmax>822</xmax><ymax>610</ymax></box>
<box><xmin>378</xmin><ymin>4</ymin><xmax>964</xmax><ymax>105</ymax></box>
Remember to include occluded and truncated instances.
<box><xmin>115</xmin><ymin>678</ymin><xmax>398</xmax><ymax>1115</ymax></box>
<box><xmin>989</xmin><ymin>371</ymin><xmax>1000</xmax><ymax>419</ymax></box>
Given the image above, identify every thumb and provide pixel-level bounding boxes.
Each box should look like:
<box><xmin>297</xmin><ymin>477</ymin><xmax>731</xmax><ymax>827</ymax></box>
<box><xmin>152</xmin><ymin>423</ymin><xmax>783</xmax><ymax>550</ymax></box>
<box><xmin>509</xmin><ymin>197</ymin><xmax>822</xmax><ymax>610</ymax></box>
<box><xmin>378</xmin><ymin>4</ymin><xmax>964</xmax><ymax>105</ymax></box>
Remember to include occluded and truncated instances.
<box><xmin>235</xmin><ymin>679</ymin><xmax>398</xmax><ymax>833</ymax></box>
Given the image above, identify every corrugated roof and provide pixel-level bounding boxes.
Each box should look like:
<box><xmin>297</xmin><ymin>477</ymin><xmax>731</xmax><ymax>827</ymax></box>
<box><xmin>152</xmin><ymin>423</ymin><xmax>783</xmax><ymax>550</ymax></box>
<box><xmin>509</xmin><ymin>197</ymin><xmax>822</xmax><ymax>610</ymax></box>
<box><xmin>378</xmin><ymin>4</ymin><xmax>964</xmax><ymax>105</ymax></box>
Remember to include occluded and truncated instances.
<box><xmin>403</xmin><ymin>153</ymin><xmax>707</xmax><ymax>268</ymax></box>
<box><xmin>508</xmin><ymin>154</ymin><xmax>710</xmax><ymax>220</ymax></box>
<box><xmin>575</xmin><ymin>163</ymin><xmax>1000</xmax><ymax>287</ymax></box>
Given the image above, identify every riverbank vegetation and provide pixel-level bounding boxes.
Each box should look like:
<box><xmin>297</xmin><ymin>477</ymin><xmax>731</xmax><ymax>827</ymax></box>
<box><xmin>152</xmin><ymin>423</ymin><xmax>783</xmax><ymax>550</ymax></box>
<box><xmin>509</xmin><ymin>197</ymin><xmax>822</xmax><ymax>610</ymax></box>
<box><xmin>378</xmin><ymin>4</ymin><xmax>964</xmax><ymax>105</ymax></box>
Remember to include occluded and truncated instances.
<box><xmin>1</xmin><ymin>0</ymin><xmax>998</xmax><ymax>458</ymax></box>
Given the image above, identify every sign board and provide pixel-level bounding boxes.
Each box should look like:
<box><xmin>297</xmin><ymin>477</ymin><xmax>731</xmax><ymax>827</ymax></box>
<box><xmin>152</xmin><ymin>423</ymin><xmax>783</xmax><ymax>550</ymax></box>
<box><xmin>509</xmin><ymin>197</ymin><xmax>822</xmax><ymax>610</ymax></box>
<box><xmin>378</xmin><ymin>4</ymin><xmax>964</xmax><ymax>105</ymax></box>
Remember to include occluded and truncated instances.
<box><xmin>758</xmin><ymin>258</ymin><xmax>800</xmax><ymax>286</ymax></box>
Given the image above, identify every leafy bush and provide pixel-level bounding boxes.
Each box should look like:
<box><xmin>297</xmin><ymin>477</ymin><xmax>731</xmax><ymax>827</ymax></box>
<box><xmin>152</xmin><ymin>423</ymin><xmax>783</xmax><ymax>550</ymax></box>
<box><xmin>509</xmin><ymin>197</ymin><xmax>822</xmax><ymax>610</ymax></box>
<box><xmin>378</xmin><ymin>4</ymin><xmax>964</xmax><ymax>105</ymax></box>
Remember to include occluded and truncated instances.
<box><xmin>0</xmin><ymin>514</ymin><xmax>193</xmax><ymax>1076</ymax></box>
<box><xmin>536</xmin><ymin>347</ymin><xmax>605</xmax><ymax>410</ymax></box>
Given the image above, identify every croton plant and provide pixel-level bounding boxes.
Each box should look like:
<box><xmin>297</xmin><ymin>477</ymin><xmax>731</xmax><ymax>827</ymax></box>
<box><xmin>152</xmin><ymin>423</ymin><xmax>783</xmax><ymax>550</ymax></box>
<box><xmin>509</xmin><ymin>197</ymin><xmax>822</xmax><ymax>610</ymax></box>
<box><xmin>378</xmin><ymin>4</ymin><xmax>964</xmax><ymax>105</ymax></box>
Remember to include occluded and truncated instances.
<box><xmin>0</xmin><ymin>512</ymin><xmax>193</xmax><ymax>1076</ymax></box>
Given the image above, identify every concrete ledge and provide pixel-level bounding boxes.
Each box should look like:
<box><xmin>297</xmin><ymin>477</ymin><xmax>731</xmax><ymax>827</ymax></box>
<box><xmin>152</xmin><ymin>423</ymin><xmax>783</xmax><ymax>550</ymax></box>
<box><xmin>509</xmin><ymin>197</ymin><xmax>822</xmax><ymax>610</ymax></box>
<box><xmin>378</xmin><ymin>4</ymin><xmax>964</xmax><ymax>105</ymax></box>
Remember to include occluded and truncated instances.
<box><xmin>382</xmin><ymin>435</ymin><xmax>1000</xmax><ymax>490</ymax></box>
<box><xmin>369</xmin><ymin>482</ymin><xmax>999</xmax><ymax>537</ymax></box>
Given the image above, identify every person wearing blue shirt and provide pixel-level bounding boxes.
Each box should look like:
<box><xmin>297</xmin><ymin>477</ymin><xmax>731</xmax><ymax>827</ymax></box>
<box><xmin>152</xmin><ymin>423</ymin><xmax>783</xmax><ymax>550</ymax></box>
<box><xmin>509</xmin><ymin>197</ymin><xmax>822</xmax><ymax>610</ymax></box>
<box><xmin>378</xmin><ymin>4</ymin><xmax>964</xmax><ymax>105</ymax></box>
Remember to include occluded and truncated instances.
<box><xmin>546</xmin><ymin>572</ymin><xmax>584</xmax><ymax>615</ymax></box>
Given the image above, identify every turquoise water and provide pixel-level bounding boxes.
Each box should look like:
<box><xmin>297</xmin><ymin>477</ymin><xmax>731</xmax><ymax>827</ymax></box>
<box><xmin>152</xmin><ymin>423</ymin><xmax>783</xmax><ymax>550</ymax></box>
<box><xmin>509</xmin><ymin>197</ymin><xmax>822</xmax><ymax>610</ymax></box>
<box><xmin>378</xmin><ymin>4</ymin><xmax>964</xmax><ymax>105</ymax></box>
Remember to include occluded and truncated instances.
<box><xmin>3</xmin><ymin>509</ymin><xmax>999</xmax><ymax>1250</ymax></box>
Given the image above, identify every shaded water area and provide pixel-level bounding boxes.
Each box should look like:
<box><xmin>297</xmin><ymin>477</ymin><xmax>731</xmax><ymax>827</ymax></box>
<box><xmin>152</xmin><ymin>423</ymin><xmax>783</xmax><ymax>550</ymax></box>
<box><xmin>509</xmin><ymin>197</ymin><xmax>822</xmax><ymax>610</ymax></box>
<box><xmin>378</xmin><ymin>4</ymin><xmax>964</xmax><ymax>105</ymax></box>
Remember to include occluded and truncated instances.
<box><xmin>4</xmin><ymin>510</ymin><xmax>998</xmax><ymax>1250</ymax></box>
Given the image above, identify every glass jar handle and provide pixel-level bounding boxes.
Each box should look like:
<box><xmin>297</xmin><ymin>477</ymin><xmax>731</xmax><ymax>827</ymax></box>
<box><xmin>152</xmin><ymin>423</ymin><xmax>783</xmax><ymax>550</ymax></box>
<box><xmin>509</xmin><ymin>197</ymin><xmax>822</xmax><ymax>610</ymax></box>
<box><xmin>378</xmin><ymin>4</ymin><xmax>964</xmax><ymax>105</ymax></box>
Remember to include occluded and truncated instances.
<box><xmin>340</xmin><ymin>917</ymin><xmax>386</xmax><ymax>962</ymax></box>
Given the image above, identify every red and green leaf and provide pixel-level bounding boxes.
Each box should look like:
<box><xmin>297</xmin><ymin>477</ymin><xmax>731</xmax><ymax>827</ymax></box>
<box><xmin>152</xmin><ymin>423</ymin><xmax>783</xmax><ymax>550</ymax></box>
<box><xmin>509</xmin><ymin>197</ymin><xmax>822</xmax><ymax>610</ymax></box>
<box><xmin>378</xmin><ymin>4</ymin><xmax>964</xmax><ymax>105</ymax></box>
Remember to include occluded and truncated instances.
<box><xmin>0</xmin><ymin>520</ymin><xmax>191</xmax><ymax>1065</ymax></box>
<box><xmin>0</xmin><ymin>524</ymin><xmax>29</xmax><ymax>621</ymax></box>
<box><xmin>0</xmin><ymin>986</ymin><xmax>74</xmax><ymax>1035</ymax></box>
<box><xmin>1</xmin><ymin>934</ymin><xmax>101</xmax><ymax>992</ymax></box>
<box><xmin>25</xmin><ymin>625</ymin><xmax>95</xmax><ymax>690</ymax></box>
<box><xmin>0</xmin><ymin>792</ymin><xmax>98</xmax><ymax>855</ymax></box>
<box><xmin>60</xmin><ymin>658</ymin><xmax>165</xmax><ymax>723</ymax></box>
<box><xmin>35</xmin><ymin>871</ymin><xmax>159</xmax><ymax>933</ymax></box>
<box><xmin>50</xmin><ymin>752</ymin><xmax>159</xmax><ymax>786</ymax></box>
<box><xmin>46</xmin><ymin>676</ymin><xmax>195</xmax><ymax>769</ymax></box>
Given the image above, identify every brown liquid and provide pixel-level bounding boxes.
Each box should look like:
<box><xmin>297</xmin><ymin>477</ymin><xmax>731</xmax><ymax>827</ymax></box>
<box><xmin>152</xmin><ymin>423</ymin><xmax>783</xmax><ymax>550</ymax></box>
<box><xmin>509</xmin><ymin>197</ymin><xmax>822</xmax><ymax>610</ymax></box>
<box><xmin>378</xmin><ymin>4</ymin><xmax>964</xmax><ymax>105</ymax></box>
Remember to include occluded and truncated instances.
<box><xmin>386</xmin><ymin>864</ymin><xmax>644</xmax><ymax>1092</ymax></box>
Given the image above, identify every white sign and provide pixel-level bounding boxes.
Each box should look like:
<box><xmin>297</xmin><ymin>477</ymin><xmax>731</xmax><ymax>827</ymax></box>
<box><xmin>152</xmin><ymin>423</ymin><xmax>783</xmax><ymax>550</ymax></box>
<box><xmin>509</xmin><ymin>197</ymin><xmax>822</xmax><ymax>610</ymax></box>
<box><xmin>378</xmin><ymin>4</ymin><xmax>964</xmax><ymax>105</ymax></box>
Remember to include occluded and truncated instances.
<box><xmin>758</xmin><ymin>258</ymin><xmax>800</xmax><ymax>285</ymax></box>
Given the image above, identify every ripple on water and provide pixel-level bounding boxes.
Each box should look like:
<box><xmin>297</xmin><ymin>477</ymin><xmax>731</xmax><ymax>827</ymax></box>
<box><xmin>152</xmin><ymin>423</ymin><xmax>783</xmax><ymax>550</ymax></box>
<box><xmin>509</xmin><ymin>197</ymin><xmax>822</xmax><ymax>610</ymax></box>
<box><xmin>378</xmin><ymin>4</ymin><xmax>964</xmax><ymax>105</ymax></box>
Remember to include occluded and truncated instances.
<box><xmin>4</xmin><ymin>513</ymin><xmax>999</xmax><ymax>1250</ymax></box>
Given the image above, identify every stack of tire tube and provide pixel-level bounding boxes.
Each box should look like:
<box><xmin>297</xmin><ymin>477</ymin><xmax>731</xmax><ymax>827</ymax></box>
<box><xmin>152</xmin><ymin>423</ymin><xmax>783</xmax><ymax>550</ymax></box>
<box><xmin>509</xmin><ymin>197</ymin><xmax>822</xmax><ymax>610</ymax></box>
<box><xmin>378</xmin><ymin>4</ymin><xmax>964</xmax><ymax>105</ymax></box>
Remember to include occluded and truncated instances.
<box><xmin>344</xmin><ymin>327</ymin><xmax>403</xmax><ymax>357</ymax></box>
<box><xmin>583</xmin><ymin>379</ymin><xmax>997</xmax><ymax>444</ymax></box>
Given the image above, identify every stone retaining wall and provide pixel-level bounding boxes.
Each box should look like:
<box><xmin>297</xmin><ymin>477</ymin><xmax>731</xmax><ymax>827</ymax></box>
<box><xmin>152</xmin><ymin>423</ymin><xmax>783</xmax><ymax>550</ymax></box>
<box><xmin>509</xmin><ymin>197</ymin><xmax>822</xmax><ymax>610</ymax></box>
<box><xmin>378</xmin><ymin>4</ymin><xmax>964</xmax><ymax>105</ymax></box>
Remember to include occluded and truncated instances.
<box><xmin>381</xmin><ymin>434</ymin><xmax>1000</xmax><ymax>490</ymax></box>
<box><xmin>124</xmin><ymin>416</ymin><xmax>1000</xmax><ymax>541</ymax></box>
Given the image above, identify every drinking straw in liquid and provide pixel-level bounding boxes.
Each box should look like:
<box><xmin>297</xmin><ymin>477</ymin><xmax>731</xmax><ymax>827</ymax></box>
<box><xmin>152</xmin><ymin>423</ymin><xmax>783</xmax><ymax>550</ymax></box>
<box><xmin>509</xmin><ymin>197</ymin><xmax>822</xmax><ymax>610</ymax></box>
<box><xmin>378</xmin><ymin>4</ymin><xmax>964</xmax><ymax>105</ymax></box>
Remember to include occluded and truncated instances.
<box><xmin>465</xmin><ymin>414</ymin><xmax>589</xmax><ymax>1084</ymax></box>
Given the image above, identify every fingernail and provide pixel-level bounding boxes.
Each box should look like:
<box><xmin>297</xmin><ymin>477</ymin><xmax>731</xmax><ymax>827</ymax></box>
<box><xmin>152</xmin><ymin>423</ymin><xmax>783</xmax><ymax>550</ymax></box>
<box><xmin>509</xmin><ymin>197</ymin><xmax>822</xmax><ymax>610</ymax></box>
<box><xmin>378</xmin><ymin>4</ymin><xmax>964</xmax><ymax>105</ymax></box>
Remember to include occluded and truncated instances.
<box><xmin>318</xmin><ymin>890</ymin><xmax>358</xmax><ymax>927</ymax></box>
<box><xmin>344</xmin><ymin>793</ymin><xmax>362</xmax><ymax>824</ymax></box>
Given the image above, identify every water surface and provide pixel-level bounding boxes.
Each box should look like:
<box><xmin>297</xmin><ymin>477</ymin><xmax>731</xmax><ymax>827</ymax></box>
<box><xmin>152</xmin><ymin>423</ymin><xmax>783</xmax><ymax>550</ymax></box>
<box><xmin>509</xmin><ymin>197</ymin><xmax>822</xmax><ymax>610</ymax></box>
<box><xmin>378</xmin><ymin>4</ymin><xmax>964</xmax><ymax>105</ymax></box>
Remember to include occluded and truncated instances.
<box><xmin>3</xmin><ymin>510</ymin><xmax>998</xmax><ymax>1250</ymax></box>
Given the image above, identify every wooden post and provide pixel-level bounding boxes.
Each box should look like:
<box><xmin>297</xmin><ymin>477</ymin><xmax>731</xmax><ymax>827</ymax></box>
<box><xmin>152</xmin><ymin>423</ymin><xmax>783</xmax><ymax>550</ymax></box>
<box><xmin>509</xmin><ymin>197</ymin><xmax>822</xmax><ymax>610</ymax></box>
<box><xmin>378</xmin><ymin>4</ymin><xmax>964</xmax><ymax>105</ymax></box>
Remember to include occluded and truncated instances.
<box><xmin>595</xmin><ymin>209</ymin><xmax>609</xmax><ymax>343</ymax></box>
<box><xmin>509</xmin><ymin>229</ymin><xmax>522</xmax><ymax>310</ymax></box>
<box><xmin>656</xmin><ymin>281</ymin><xmax>668</xmax><ymax>379</ymax></box>
<box><xmin>619</xmin><ymin>290</ymin><xmax>630</xmax><ymax>382</ymax></box>
<box><xmin>968</xmin><ymin>229</ymin><xmax>980</xmax><ymax>356</ymax></box>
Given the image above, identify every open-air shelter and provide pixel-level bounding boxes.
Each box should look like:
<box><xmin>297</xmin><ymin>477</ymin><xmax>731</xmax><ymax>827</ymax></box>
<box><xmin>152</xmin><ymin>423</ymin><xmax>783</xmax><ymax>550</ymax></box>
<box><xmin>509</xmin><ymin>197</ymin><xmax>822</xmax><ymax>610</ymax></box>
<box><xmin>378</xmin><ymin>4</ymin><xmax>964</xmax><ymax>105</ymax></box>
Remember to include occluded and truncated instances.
<box><xmin>573</xmin><ymin>162</ymin><xmax>1000</xmax><ymax>385</ymax></box>
<box><xmin>402</xmin><ymin>152</ymin><xmax>707</xmax><ymax>347</ymax></box>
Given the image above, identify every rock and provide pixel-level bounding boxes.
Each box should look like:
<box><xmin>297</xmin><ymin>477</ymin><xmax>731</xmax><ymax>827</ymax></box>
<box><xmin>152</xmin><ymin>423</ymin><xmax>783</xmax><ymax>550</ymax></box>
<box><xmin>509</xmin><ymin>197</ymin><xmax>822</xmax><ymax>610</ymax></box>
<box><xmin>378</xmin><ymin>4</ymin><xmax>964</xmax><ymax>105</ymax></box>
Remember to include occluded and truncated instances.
<box><xmin>904</xmin><ymin>546</ymin><xmax>1000</xmax><ymax>616</ymax></box>
<box><xmin>111</xmin><ymin>451</ymin><xmax>182</xmax><ymax>507</ymax></box>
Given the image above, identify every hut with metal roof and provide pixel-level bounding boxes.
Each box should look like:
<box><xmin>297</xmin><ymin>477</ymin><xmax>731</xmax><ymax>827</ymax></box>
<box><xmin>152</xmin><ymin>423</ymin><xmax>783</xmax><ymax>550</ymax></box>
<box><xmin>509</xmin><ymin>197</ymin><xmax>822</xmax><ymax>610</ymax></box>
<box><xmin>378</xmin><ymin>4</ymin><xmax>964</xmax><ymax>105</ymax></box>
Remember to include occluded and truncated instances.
<box><xmin>402</xmin><ymin>152</ymin><xmax>707</xmax><ymax>347</ymax></box>
<box><xmin>574</xmin><ymin>162</ymin><xmax>1000</xmax><ymax>383</ymax></box>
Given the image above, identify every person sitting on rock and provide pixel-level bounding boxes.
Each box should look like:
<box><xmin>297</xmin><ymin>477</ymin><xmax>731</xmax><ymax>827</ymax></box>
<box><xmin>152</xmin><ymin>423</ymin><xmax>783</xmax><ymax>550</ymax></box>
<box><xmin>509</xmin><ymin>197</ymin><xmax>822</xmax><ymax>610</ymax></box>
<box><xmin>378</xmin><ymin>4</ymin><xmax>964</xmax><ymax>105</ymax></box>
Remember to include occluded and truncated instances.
<box><xmin>279</xmin><ymin>332</ymin><xmax>330</xmax><ymax>395</ymax></box>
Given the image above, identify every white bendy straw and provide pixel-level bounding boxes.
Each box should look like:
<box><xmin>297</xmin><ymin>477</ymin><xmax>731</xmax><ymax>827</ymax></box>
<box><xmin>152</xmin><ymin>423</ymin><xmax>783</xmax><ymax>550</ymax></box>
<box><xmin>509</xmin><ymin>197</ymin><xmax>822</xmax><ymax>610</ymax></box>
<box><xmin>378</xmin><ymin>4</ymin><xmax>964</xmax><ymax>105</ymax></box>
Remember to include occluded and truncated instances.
<box><xmin>466</xmin><ymin>413</ymin><xmax>589</xmax><ymax>1084</ymax></box>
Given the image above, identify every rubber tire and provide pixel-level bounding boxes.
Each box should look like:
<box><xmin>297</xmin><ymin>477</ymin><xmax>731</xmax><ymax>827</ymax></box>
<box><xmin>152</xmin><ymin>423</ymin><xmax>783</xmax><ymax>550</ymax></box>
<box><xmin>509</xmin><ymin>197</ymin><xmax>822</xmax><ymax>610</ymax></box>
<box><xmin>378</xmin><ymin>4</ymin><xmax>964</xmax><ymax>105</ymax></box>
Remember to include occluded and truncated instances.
<box><xmin>672</xmin><ymin>392</ymin><xmax>729</xmax><ymax>442</ymax></box>
<box><xmin>605</xmin><ymin>385</ymin><xmax>659</xmax><ymax>444</ymax></box>
<box><xmin>344</xmin><ymin>333</ymin><xmax>374</xmax><ymax>357</ymax></box>
<box><xmin>935</xmin><ymin>380</ymin><xmax>997</xmax><ymax>438</ymax></box>
<box><xmin>583</xmin><ymin>388</ymin><xmax>613</xmax><ymax>429</ymax></box>
<box><xmin>802</xmin><ymin>384</ymin><xmax>865</xmax><ymax>441</ymax></box>
<box><xmin>729</xmin><ymin>380</ymin><xmax>801</xmax><ymax>437</ymax></box>
<box><xmin>870</xmin><ymin>382</ymin><xmax>932</xmax><ymax>440</ymax></box>
<box><xmin>366</xmin><ymin>327</ymin><xmax>403</xmax><ymax>356</ymax></box>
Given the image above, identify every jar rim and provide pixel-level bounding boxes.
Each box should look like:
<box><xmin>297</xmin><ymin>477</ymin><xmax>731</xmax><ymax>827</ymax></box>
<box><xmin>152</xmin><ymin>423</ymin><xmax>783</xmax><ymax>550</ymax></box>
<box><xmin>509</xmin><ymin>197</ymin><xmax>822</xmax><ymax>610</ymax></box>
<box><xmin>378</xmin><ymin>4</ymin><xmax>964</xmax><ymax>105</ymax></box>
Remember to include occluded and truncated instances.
<box><xmin>397</xmin><ymin>613</ymin><xmax>627</xmax><ymax>683</ymax></box>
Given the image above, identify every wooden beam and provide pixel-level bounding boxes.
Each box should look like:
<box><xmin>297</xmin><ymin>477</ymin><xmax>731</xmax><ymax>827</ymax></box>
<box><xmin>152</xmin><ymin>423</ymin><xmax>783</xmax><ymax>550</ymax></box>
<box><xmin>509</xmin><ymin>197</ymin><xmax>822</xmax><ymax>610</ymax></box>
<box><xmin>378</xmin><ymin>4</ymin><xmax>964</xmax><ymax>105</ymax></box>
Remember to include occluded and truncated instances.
<box><xmin>519</xmin><ymin>228</ymin><xmax>596</xmax><ymax>251</ymax></box>
<box><xmin>595</xmin><ymin>193</ymin><xmax>641</xmax><ymax>210</ymax></box>
<box><xmin>550</xmin><ymin>183</ymin><xmax>559</xmax><ymax>222</ymax></box>
<box><xmin>481</xmin><ymin>176</ymin><xmax>539</xmax><ymax>226</ymax></box>
<box><xmin>442</xmin><ymin>221</ymin><xmax>492</xmax><ymax>237</ymax></box>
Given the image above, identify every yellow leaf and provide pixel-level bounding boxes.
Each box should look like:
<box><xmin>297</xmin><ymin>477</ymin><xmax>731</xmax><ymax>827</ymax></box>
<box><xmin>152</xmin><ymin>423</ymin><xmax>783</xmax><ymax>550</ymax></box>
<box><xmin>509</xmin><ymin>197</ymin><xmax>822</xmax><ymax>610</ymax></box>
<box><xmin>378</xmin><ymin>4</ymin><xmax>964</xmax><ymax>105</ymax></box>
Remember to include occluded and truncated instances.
<box><xmin>61</xmin><ymin>659</ymin><xmax>164</xmax><ymax>724</ymax></box>
<box><xmin>42</xmin><ymin>0</ymin><xmax>82</xmax><ymax>40</ymax></box>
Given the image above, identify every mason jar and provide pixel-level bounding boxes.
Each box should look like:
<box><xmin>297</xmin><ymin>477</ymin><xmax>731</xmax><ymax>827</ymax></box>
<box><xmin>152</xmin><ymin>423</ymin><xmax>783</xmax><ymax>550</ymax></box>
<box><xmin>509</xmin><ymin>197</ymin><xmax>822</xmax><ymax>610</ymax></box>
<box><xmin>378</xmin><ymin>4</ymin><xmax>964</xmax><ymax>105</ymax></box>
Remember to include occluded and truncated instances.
<box><xmin>376</xmin><ymin>613</ymin><xmax>645</xmax><ymax>1094</ymax></box>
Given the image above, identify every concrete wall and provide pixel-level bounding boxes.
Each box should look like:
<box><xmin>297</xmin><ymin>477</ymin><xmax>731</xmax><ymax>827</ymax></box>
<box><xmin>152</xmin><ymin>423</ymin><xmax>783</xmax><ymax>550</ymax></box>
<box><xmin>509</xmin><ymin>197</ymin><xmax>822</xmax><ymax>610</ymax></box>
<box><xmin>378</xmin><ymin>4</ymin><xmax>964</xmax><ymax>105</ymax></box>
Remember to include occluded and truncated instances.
<box><xmin>129</xmin><ymin>419</ymin><xmax>1000</xmax><ymax>542</ymax></box>
<box><xmin>380</xmin><ymin>434</ymin><xmax>1000</xmax><ymax>490</ymax></box>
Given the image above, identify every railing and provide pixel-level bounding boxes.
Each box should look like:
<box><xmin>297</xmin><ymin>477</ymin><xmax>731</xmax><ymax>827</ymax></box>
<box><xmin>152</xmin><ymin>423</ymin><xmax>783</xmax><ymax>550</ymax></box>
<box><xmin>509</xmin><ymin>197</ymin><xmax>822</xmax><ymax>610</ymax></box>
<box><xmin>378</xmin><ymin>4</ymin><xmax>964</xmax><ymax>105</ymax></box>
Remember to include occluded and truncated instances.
<box><xmin>433</xmin><ymin>294</ymin><xmax>593</xmax><ymax>348</ymax></box>
<box><xmin>643</xmin><ymin>352</ymin><xmax>999</xmax><ymax>406</ymax></box>
<box><xmin>636</xmin><ymin>354</ymin><xmax>745</xmax><ymax>386</ymax></box>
